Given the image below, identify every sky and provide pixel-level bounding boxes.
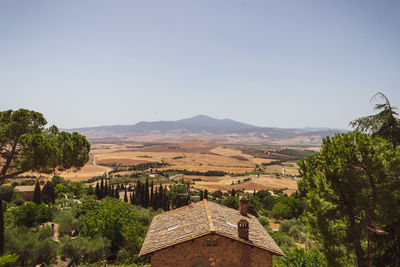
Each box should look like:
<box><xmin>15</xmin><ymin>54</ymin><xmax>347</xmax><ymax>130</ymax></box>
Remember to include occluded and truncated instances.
<box><xmin>0</xmin><ymin>0</ymin><xmax>399</xmax><ymax>129</ymax></box>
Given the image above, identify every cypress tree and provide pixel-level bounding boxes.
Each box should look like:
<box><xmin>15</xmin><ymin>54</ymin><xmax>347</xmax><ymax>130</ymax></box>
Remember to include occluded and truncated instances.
<box><xmin>154</xmin><ymin>189</ymin><xmax>159</xmax><ymax>210</ymax></box>
<box><xmin>100</xmin><ymin>178</ymin><xmax>104</xmax><ymax>199</ymax></box>
<box><xmin>111</xmin><ymin>185</ymin><xmax>114</xmax><ymax>197</ymax></box>
<box><xmin>95</xmin><ymin>182</ymin><xmax>100</xmax><ymax>199</ymax></box>
<box><xmin>150</xmin><ymin>181</ymin><xmax>154</xmax><ymax>208</ymax></box>
<box><xmin>131</xmin><ymin>191</ymin><xmax>135</xmax><ymax>204</ymax></box>
<box><xmin>145</xmin><ymin>178</ymin><xmax>149</xmax><ymax>208</ymax></box>
<box><xmin>124</xmin><ymin>187</ymin><xmax>128</xmax><ymax>202</ymax></box>
<box><xmin>42</xmin><ymin>181</ymin><xmax>55</xmax><ymax>204</ymax></box>
<box><xmin>108</xmin><ymin>183</ymin><xmax>112</xmax><ymax>196</ymax></box>
<box><xmin>253</xmin><ymin>189</ymin><xmax>256</xmax><ymax>197</ymax></box>
<box><xmin>204</xmin><ymin>189</ymin><xmax>208</xmax><ymax>200</ymax></box>
<box><xmin>33</xmin><ymin>181</ymin><xmax>41</xmax><ymax>204</ymax></box>
<box><xmin>114</xmin><ymin>186</ymin><xmax>119</xmax><ymax>199</ymax></box>
<box><xmin>135</xmin><ymin>181</ymin><xmax>141</xmax><ymax>205</ymax></box>
<box><xmin>0</xmin><ymin>198</ymin><xmax>3</xmax><ymax>255</ymax></box>
<box><xmin>200</xmin><ymin>190</ymin><xmax>204</xmax><ymax>200</ymax></box>
<box><xmin>159</xmin><ymin>184</ymin><xmax>163</xmax><ymax>209</ymax></box>
<box><xmin>104</xmin><ymin>180</ymin><xmax>108</xmax><ymax>197</ymax></box>
<box><xmin>130</xmin><ymin>193</ymin><xmax>133</xmax><ymax>204</ymax></box>
<box><xmin>231</xmin><ymin>189</ymin><xmax>236</xmax><ymax>197</ymax></box>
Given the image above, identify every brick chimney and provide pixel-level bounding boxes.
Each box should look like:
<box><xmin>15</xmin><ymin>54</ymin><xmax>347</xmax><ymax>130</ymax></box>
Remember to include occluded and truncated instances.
<box><xmin>240</xmin><ymin>197</ymin><xmax>248</xmax><ymax>216</ymax></box>
<box><xmin>238</xmin><ymin>219</ymin><xmax>249</xmax><ymax>240</ymax></box>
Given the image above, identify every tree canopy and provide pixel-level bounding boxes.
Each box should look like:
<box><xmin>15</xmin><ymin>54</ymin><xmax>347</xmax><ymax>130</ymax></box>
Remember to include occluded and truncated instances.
<box><xmin>350</xmin><ymin>92</ymin><xmax>400</xmax><ymax>147</ymax></box>
<box><xmin>0</xmin><ymin>109</ymin><xmax>90</xmax><ymax>181</ymax></box>
<box><xmin>298</xmin><ymin>132</ymin><xmax>400</xmax><ymax>266</ymax></box>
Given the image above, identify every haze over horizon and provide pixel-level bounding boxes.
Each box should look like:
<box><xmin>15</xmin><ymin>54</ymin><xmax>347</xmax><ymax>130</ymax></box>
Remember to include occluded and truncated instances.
<box><xmin>1</xmin><ymin>1</ymin><xmax>399</xmax><ymax>129</ymax></box>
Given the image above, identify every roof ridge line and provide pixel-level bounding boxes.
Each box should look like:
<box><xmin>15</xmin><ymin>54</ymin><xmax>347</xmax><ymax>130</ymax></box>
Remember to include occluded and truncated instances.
<box><xmin>203</xmin><ymin>200</ymin><xmax>215</xmax><ymax>232</ymax></box>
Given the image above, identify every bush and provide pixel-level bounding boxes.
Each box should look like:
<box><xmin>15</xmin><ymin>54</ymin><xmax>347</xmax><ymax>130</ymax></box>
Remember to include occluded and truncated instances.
<box><xmin>4</xmin><ymin>226</ymin><xmax>57</xmax><ymax>266</ymax></box>
<box><xmin>59</xmin><ymin>235</ymin><xmax>110</xmax><ymax>265</ymax></box>
<box><xmin>270</xmin><ymin>231</ymin><xmax>295</xmax><ymax>248</ymax></box>
<box><xmin>0</xmin><ymin>254</ymin><xmax>18</xmax><ymax>267</ymax></box>
<box><xmin>56</xmin><ymin>210</ymin><xmax>80</xmax><ymax>236</ymax></box>
<box><xmin>274</xmin><ymin>247</ymin><xmax>327</xmax><ymax>267</ymax></box>
<box><xmin>11</xmin><ymin>197</ymin><xmax>24</xmax><ymax>206</ymax></box>
<box><xmin>257</xmin><ymin>216</ymin><xmax>270</xmax><ymax>227</ymax></box>
<box><xmin>279</xmin><ymin>219</ymin><xmax>308</xmax><ymax>243</ymax></box>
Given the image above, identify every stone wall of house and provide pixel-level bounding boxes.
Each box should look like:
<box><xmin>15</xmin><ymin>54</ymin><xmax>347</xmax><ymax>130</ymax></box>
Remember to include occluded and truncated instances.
<box><xmin>150</xmin><ymin>234</ymin><xmax>273</xmax><ymax>267</ymax></box>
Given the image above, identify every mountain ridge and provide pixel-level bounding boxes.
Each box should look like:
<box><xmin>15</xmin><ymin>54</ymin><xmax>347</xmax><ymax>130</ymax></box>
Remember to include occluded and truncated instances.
<box><xmin>65</xmin><ymin>115</ymin><xmax>344</xmax><ymax>145</ymax></box>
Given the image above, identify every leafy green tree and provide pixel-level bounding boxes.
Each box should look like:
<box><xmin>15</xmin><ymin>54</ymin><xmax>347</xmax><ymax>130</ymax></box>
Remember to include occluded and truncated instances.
<box><xmin>274</xmin><ymin>247</ymin><xmax>327</xmax><ymax>267</ymax></box>
<box><xmin>221</xmin><ymin>196</ymin><xmax>239</xmax><ymax>210</ymax></box>
<box><xmin>13</xmin><ymin>202</ymin><xmax>52</xmax><ymax>227</ymax></box>
<box><xmin>0</xmin><ymin>187</ymin><xmax>14</xmax><ymax>203</ymax></box>
<box><xmin>247</xmin><ymin>195</ymin><xmax>262</xmax><ymax>216</ymax></box>
<box><xmin>167</xmin><ymin>184</ymin><xmax>188</xmax><ymax>209</ymax></box>
<box><xmin>80</xmin><ymin>198</ymin><xmax>145</xmax><ymax>254</ymax></box>
<box><xmin>32</xmin><ymin>181</ymin><xmax>41</xmax><ymax>204</ymax></box>
<box><xmin>298</xmin><ymin>132</ymin><xmax>400</xmax><ymax>266</ymax></box>
<box><xmin>0</xmin><ymin>109</ymin><xmax>90</xmax><ymax>180</ymax></box>
<box><xmin>350</xmin><ymin>92</ymin><xmax>400</xmax><ymax>147</ymax></box>
<box><xmin>270</xmin><ymin>201</ymin><xmax>292</xmax><ymax>220</ymax></box>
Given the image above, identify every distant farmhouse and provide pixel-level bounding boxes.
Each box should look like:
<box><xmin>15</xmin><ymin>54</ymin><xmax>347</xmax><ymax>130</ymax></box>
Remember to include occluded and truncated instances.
<box><xmin>140</xmin><ymin>197</ymin><xmax>284</xmax><ymax>267</ymax></box>
<box><xmin>14</xmin><ymin>185</ymin><xmax>36</xmax><ymax>201</ymax></box>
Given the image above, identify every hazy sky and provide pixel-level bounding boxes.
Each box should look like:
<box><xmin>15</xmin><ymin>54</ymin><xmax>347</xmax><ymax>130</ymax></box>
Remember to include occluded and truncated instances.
<box><xmin>1</xmin><ymin>0</ymin><xmax>399</xmax><ymax>129</ymax></box>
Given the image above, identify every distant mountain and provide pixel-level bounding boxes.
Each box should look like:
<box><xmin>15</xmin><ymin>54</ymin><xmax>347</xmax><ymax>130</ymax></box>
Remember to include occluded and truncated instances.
<box><xmin>66</xmin><ymin>115</ymin><xmax>344</xmax><ymax>146</ymax></box>
<box><xmin>69</xmin><ymin>115</ymin><xmax>257</xmax><ymax>135</ymax></box>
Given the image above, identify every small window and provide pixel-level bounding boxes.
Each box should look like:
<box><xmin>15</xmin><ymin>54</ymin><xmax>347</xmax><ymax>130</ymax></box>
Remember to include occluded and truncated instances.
<box><xmin>212</xmin><ymin>239</ymin><xmax>217</xmax><ymax>246</ymax></box>
<box><xmin>226</xmin><ymin>221</ymin><xmax>237</xmax><ymax>228</ymax></box>
<box><xmin>206</xmin><ymin>239</ymin><xmax>211</xmax><ymax>246</ymax></box>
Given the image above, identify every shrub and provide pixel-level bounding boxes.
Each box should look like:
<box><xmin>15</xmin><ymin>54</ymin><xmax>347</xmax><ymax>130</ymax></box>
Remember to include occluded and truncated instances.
<box><xmin>257</xmin><ymin>216</ymin><xmax>270</xmax><ymax>227</ymax></box>
<box><xmin>59</xmin><ymin>235</ymin><xmax>110</xmax><ymax>265</ymax></box>
<box><xmin>274</xmin><ymin>247</ymin><xmax>327</xmax><ymax>267</ymax></box>
<box><xmin>270</xmin><ymin>231</ymin><xmax>295</xmax><ymax>248</ymax></box>
<box><xmin>4</xmin><ymin>226</ymin><xmax>56</xmax><ymax>266</ymax></box>
<box><xmin>0</xmin><ymin>254</ymin><xmax>18</xmax><ymax>267</ymax></box>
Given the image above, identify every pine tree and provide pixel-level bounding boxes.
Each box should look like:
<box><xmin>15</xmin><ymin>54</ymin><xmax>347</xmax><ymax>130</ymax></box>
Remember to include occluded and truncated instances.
<box><xmin>0</xmin><ymin>199</ymin><xmax>3</xmax><ymax>255</ymax></box>
<box><xmin>95</xmin><ymin>182</ymin><xmax>101</xmax><ymax>199</ymax></box>
<box><xmin>33</xmin><ymin>180</ymin><xmax>41</xmax><ymax>204</ymax></box>
<box><xmin>200</xmin><ymin>190</ymin><xmax>204</xmax><ymax>200</ymax></box>
<box><xmin>100</xmin><ymin>178</ymin><xmax>104</xmax><ymax>199</ymax></box>
<box><xmin>204</xmin><ymin>189</ymin><xmax>208</xmax><ymax>200</ymax></box>
<box><xmin>124</xmin><ymin>187</ymin><xmax>128</xmax><ymax>202</ymax></box>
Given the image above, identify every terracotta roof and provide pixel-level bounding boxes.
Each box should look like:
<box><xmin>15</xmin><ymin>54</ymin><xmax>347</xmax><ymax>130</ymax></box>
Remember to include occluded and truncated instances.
<box><xmin>139</xmin><ymin>200</ymin><xmax>284</xmax><ymax>256</ymax></box>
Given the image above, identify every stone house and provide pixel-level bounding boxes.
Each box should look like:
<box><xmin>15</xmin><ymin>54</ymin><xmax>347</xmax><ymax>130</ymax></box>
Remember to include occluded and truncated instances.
<box><xmin>139</xmin><ymin>197</ymin><xmax>284</xmax><ymax>267</ymax></box>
